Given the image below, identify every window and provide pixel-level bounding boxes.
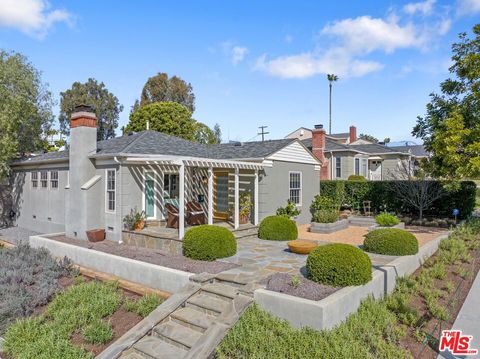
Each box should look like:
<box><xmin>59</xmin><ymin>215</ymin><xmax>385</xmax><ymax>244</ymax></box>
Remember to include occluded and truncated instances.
<box><xmin>31</xmin><ymin>172</ymin><xmax>38</xmax><ymax>188</ymax></box>
<box><xmin>40</xmin><ymin>171</ymin><xmax>48</xmax><ymax>188</ymax></box>
<box><xmin>335</xmin><ymin>157</ymin><xmax>342</xmax><ymax>178</ymax></box>
<box><xmin>354</xmin><ymin>158</ymin><xmax>360</xmax><ymax>175</ymax></box>
<box><xmin>361</xmin><ymin>159</ymin><xmax>368</xmax><ymax>177</ymax></box>
<box><xmin>106</xmin><ymin>169</ymin><xmax>116</xmax><ymax>212</ymax></box>
<box><xmin>289</xmin><ymin>172</ymin><xmax>302</xmax><ymax>205</ymax></box>
<box><xmin>50</xmin><ymin>171</ymin><xmax>58</xmax><ymax>189</ymax></box>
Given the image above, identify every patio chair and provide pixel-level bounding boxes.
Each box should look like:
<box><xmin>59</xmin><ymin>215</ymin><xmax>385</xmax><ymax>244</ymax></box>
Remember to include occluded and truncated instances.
<box><xmin>165</xmin><ymin>203</ymin><xmax>179</xmax><ymax>229</ymax></box>
<box><xmin>186</xmin><ymin>201</ymin><xmax>206</xmax><ymax>226</ymax></box>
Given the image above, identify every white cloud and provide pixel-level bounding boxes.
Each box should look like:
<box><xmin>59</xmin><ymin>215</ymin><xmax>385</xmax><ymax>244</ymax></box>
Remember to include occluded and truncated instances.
<box><xmin>403</xmin><ymin>0</ymin><xmax>436</xmax><ymax>15</ymax></box>
<box><xmin>457</xmin><ymin>0</ymin><xmax>480</xmax><ymax>15</ymax></box>
<box><xmin>231</xmin><ymin>46</ymin><xmax>248</xmax><ymax>65</ymax></box>
<box><xmin>0</xmin><ymin>0</ymin><xmax>72</xmax><ymax>38</ymax></box>
<box><xmin>284</xmin><ymin>34</ymin><xmax>294</xmax><ymax>44</ymax></box>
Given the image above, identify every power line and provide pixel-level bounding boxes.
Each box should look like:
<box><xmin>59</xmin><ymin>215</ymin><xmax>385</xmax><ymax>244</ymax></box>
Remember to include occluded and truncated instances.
<box><xmin>258</xmin><ymin>126</ymin><xmax>269</xmax><ymax>142</ymax></box>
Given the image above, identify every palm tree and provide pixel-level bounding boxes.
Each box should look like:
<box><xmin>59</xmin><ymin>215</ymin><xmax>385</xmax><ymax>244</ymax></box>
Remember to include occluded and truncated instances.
<box><xmin>327</xmin><ymin>74</ymin><xmax>339</xmax><ymax>135</ymax></box>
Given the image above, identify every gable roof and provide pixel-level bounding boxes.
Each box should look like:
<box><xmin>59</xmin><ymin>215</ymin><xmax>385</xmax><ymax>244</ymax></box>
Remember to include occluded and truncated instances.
<box><xmin>302</xmin><ymin>137</ymin><xmax>408</xmax><ymax>155</ymax></box>
<box><xmin>211</xmin><ymin>139</ymin><xmax>295</xmax><ymax>160</ymax></box>
<box><xmin>327</xmin><ymin>132</ymin><xmax>349</xmax><ymax>139</ymax></box>
<box><xmin>302</xmin><ymin>138</ymin><xmax>352</xmax><ymax>152</ymax></box>
<box><xmin>348</xmin><ymin>143</ymin><xmax>406</xmax><ymax>155</ymax></box>
<box><xmin>388</xmin><ymin>144</ymin><xmax>428</xmax><ymax>157</ymax></box>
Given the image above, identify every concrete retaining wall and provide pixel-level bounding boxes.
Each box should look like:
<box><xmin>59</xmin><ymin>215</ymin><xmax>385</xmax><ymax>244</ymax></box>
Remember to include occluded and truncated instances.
<box><xmin>368</xmin><ymin>222</ymin><xmax>405</xmax><ymax>232</ymax></box>
<box><xmin>254</xmin><ymin>233</ymin><xmax>448</xmax><ymax>330</ymax></box>
<box><xmin>310</xmin><ymin>219</ymin><xmax>348</xmax><ymax>233</ymax></box>
<box><xmin>29</xmin><ymin>234</ymin><xmax>193</xmax><ymax>293</ymax></box>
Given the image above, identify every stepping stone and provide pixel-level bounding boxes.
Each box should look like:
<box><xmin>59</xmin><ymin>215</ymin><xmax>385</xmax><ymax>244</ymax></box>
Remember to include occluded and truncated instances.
<box><xmin>133</xmin><ymin>336</ymin><xmax>187</xmax><ymax>359</ymax></box>
<box><xmin>202</xmin><ymin>282</ymin><xmax>238</xmax><ymax>300</ymax></box>
<box><xmin>186</xmin><ymin>293</ymin><xmax>229</xmax><ymax>315</ymax></box>
<box><xmin>171</xmin><ymin>307</ymin><xmax>213</xmax><ymax>332</ymax></box>
<box><xmin>154</xmin><ymin>321</ymin><xmax>202</xmax><ymax>349</ymax></box>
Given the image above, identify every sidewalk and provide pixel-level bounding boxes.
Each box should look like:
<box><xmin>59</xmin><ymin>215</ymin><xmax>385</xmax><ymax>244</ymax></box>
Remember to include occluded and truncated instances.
<box><xmin>438</xmin><ymin>272</ymin><xmax>480</xmax><ymax>359</ymax></box>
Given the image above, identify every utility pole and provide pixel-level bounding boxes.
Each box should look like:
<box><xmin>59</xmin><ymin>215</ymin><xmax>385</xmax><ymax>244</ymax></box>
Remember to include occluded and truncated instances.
<box><xmin>258</xmin><ymin>126</ymin><xmax>269</xmax><ymax>142</ymax></box>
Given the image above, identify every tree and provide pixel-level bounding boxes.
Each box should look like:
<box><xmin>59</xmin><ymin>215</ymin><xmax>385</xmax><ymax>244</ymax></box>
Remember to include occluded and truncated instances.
<box><xmin>358</xmin><ymin>133</ymin><xmax>378</xmax><ymax>143</ymax></box>
<box><xmin>0</xmin><ymin>50</ymin><xmax>54</xmax><ymax>177</ymax></box>
<box><xmin>413</xmin><ymin>24</ymin><xmax>480</xmax><ymax>179</ymax></box>
<box><xmin>327</xmin><ymin>74</ymin><xmax>339</xmax><ymax>135</ymax></box>
<box><xmin>213</xmin><ymin>123</ymin><xmax>222</xmax><ymax>143</ymax></box>
<box><xmin>193</xmin><ymin>122</ymin><xmax>217</xmax><ymax>144</ymax></box>
<box><xmin>134</xmin><ymin>73</ymin><xmax>195</xmax><ymax>113</ymax></box>
<box><xmin>125</xmin><ymin>102</ymin><xmax>197</xmax><ymax>141</ymax></box>
<box><xmin>59</xmin><ymin>78</ymin><xmax>123</xmax><ymax>141</ymax></box>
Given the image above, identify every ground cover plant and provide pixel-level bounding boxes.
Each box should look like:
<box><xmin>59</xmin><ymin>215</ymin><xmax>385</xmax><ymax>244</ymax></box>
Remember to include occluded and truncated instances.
<box><xmin>364</xmin><ymin>228</ymin><xmax>419</xmax><ymax>256</ymax></box>
<box><xmin>258</xmin><ymin>215</ymin><xmax>298</xmax><ymax>241</ymax></box>
<box><xmin>217</xmin><ymin>220</ymin><xmax>480</xmax><ymax>359</ymax></box>
<box><xmin>124</xmin><ymin>293</ymin><xmax>164</xmax><ymax>317</ymax></box>
<box><xmin>183</xmin><ymin>224</ymin><xmax>236</xmax><ymax>260</ymax></box>
<box><xmin>0</xmin><ymin>244</ymin><xmax>75</xmax><ymax>335</ymax></box>
<box><xmin>375</xmin><ymin>212</ymin><xmax>400</xmax><ymax>226</ymax></box>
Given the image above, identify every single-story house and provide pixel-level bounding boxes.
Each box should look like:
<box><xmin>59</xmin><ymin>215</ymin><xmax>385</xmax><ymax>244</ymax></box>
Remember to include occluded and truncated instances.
<box><xmin>10</xmin><ymin>106</ymin><xmax>320</xmax><ymax>242</ymax></box>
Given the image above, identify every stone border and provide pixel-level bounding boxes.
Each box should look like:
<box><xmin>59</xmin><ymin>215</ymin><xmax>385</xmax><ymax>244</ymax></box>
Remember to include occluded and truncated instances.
<box><xmin>348</xmin><ymin>216</ymin><xmax>376</xmax><ymax>227</ymax></box>
<box><xmin>368</xmin><ymin>222</ymin><xmax>405</xmax><ymax>232</ymax></box>
<box><xmin>29</xmin><ymin>234</ymin><xmax>193</xmax><ymax>293</ymax></box>
<box><xmin>122</xmin><ymin>230</ymin><xmax>183</xmax><ymax>255</ymax></box>
<box><xmin>254</xmin><ymin>233</ymin><xmax>448</xmax><ymax>330</ymax></box>
<box><xmin>310</xmin><ymin>219</ymin><xmax>348</xmax><ymax>233</ymax></box>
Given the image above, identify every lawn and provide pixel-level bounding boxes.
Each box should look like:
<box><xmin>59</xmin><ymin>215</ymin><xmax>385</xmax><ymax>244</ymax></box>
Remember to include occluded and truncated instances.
<box><xmin>217</xmin><ymin>220</ymin><xmax>480</xmax><ymax>359</ymax></box>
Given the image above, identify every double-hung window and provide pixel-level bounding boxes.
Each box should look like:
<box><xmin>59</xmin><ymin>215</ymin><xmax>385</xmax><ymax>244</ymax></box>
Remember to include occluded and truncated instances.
<box><xmin>40</xmin><ymin>171</ymin><xmax>48</xmax><ymax>188</ymax></box>
<box><xmin>106</xmin><ymin>169</ymin><xmax>116</xmax><ymax>212</ymax></box>
<box><xmin>354</xmin><ymin>158</ymin><xmax>360</xmax><ymax>176</ymax></box>
<box><xmin>50</xmin><ymin>171</ymin><xmax>58</xmax><ymax>189</ymax></box>
<box><xmin>335</xmin><ymin>157</ymin><xmax>342</xmax><ymax>178</ymax></box>
<box><xmin>31</xmin><ymin>172</ymin><xmax>38</xmax><ymax>188</ymax></box>
<box><xmin>361</xmin><ymin>159</ymin><xmax>368</xmax><ymax>177</ymax></box>
<box><xmin>289</xmin><ymin>172</ymin><xmax>302</xmax><ymax>205</ymax></box>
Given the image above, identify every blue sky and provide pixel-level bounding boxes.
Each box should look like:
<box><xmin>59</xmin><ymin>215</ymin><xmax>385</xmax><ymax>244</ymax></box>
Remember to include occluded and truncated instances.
<box><xmin>1</xmin><ymin>0</ymin><xmax>479</xmax><ymax>143</ymax></box>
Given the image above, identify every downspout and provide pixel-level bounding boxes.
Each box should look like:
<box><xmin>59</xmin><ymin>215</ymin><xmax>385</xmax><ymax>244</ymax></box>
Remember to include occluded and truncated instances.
<box><xmin>114</xmin><ymin>156</ymin><xmax>123</xmax><ymax>243</ymax></box>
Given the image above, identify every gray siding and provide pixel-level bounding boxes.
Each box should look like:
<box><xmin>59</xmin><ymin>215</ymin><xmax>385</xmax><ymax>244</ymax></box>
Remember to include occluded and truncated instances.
<box><xmin>259</xmin><ymin>160</ymin><xmax>319</xmax><ymax>224</ymax></box>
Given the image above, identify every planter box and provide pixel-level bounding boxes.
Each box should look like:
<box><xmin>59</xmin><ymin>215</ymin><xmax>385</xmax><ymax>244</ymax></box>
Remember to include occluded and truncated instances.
<box><xmin>86</xmin><ymin>229</ymin><xmax>105</xmax><ymax>242</ymax></box>
<box><xmin>368</xmin><ymin>222</ymin><xmax>405</xmax><ymax>232</ymax></box>
<box><xmin>310</xmin><ymin>219</ymin><xmax>348</xmax><ymax>234</ymax></box>
<box><xmin>348</xmin><ymin>216</ymin><xmax>376</xmax><ymax>227</ymax></box>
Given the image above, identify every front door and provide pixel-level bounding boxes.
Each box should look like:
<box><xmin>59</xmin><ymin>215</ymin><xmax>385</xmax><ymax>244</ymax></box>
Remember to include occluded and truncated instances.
<box><xmin>144</xmin><ymin>172</ymin><xmax>155</xmax><ymax>219</ymax></box>
<box><xmin>214</xmin><ymin>171</ymin><xmax>229</xmax><ymax>220</ymax></box>
<box><xmin>369</xmin><ymin>161</ymin><xmax>382</xmax><ymax>180</ymax></box>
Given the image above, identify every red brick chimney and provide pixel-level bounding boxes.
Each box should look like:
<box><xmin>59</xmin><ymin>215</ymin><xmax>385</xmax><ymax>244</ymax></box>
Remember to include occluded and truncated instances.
<box><xmin>312</xmin><ymin>124</ymin><xmax>330</xmax><ymax>179</ymax></box>
<box><xmin>349</xmin><ymin>125</ymin><xmax>357</xmax><ymax>143</ymax></box>
<box><xmin>70</xmin><ymin>104</ymin><xmax>97</xmax><ymax>129</ymax></box>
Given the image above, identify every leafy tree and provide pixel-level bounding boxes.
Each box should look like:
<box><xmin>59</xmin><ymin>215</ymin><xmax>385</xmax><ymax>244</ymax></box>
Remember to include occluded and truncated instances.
<box><xmin>358</xmin><ymin>133</ymin><xmax>378</xmax><ymax>143</ymax></box>
<box><xmin>59</xmin><ymin>78</ymin><xmax>123</xmax><ymax>141</ymax></box>
<box><xmin>134</xmin><ymin>73</ymin><xmax>195</xmax><ymax>113</ymax></box>
<box><xmin>125</xmin><ymin>102</ymin><xmax>197</xmax><ymax>141</ymax></box>
<box><xmin>0</xmin><ymin>50</ymin><xmax>54</xmax><ymax>177</ymax></box>
<box><xmin>413</xmin><ymin>24</ymin><xmax>480</xmax><ymax>179</ymax></box>
<box><xmin>213</xmin><ymin>123</ymin><xmax>222</xmax><ymax>143</ymax></box>
<box><xmin>43</xmin><ymin>129</ymin><xmax>66</xmax><ymax>152</ymax></box>
<box><xmin>194</xmin><ymin>122</ymin><xmax>217</xmax><ymax>144</ymax></box>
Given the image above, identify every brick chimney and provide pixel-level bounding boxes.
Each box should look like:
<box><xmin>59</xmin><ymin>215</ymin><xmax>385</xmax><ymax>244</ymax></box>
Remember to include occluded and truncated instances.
<box><xmin>349</xmin><ymin>125</ymin><xmax>357</xmax><ymax>143</ymax></box>
<box><xmin>312</xmin><ymin>124</ymin><xmax>330</xmax><ymax>179</ymax></box>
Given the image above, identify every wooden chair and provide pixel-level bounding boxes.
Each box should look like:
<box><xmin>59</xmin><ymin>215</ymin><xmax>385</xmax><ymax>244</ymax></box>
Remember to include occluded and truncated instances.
<box><xmin>186</xmin><ymin>201</ymin><xmax>206</xmax><ymax>226</ymax></box>
<box><xmin>165</xmin><ymin>203</ymin><xmax>179</xmax><ymax>229</ymax></box>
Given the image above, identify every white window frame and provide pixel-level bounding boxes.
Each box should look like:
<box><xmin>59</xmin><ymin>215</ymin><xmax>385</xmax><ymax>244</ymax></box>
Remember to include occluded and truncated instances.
<box><xmin>288</xmin><ymin>171</ymin><xmax>302</xmax><ymax>206</ymax></box>
<box><xmin>335</xmin><ymin>157</ymin><xmax>342</xmax><ymax>178</ymax></box>
<box><xmin>361</xmin><ymin>158</ymin><xmax>368</xmax><ymax>177</ymax></box>
<box><xmin>31</xmin><ymin>171</ymin><xmax>38</xmax><ymax>189</ymax></box>
<box><xmin>50</xmin><ymin>171</ymin><xmax>59</xmax><ymax>189</ymax></box>
<box><xmin>40</xmin><ymin>171</ymin><xmax>48</xmax><ymax>189</ymax></box>
<box><xmin>354</xmin><ymin>158</ymin><xmax>360</xmax><ymax>176</ymax></box>
<box><xmin>105</xmin><ymin>169</ymin><xmax>116</xmax><ymax>213</ymax></box>
<box><xmin>142</xmin><ymin>170</ymin><xmax>157</xmax><ymax>219</ymax></box>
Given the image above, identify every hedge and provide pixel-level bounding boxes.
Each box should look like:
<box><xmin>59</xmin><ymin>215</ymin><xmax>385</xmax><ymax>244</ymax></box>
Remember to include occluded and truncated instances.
<box><xmin>306</xmin><ymin>243</ymin><xmax>372</xmax><ymax>287</ymax></box>
<box><xmin>258</xmin><ymin>215</ymin><xmax>298</xmax><ymax>241</ymax></box>
<box><xmin>183</xmin><ymin>225</ymin><xmax>236</xmax><ymax>261</ymax></box>
<box><xmin>363</xmin><ymin>228</ymin><xmax>418</xmax><ymax>256</ymax></box>
<box><xmin>319</xmin><ymin>180</ymin><xmax>476</xmax><ymax>219</ymax></box>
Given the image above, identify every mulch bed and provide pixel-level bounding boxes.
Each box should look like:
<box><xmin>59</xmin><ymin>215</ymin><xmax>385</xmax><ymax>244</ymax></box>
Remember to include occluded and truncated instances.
<box><xmin>263</xmin><ymin>273</ymin><xmax>338</xmax><ymax>301</ymax></box>
<box><xmin>400</xmin><ymin>248</ymin><xmax>480</xmax><ymax>359</ymax></box>
<box><xmin>50</xmin><ymin>235</ymin><xmax>238</xmax><ymax>274</ymax></box>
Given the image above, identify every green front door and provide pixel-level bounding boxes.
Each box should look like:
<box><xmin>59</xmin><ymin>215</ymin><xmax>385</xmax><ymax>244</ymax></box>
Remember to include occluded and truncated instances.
<box><xmin>145</xmin><ymin>173</ymin><xmax>155</xmax><ymax>218</ymax></box>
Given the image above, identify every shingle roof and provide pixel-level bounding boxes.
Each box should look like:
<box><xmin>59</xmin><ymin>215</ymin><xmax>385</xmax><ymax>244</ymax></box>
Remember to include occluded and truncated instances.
<box><xmin>348</xmin><ymin>143</ymin><xmax>404</xmax><ymax>154</ymax></box>
<box><xmin>327</xmin><ymin>132</ymin><xmax>349</xmax><ymax>139</ymax></box>
<box><xmin>210</xmin><ymin>139</ymin><xmax>295</xmax><ymax>159</ymax></box>
<box><xmin>388</xmin><ymin>145</ymin><xmax>428</xmax><ymax>157</ymax></box>
<box><xmin>302</xmin><ymin>138</ymin><xmax>352</xmax><ymax>151</ymax></box>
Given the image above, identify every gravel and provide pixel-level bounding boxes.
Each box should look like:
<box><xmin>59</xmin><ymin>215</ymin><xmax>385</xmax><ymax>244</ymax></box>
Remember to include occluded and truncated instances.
<box><xmin>0</xmin><ymin>227</ymin><xmax>40</xmax><ymax>245</ymax></box>
<box><xmin>264</xmin><ymin>273</ymin><xmax>338</xmax><ymax>301</ymax></box>
<box><xmin>50</xmin><ymin>235</ymin><xmax>238</xmax><ymax>274</ymax></box>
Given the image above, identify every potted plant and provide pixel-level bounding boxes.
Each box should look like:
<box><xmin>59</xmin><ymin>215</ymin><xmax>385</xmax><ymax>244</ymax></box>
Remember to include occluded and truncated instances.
<box><xmin>239</xmin><ymin>193</ymin><xmax>252</xmax><ymax>224</ymax></box>
<box><xmin>123</xmin><ymin>207</ymin><xmax>147</xmax><ymax>231</ymax></box>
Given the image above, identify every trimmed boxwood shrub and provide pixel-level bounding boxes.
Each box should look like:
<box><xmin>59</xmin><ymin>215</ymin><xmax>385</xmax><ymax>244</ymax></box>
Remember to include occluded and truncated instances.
<box><xmin>183</xmin><ymin>225</ymin><xmax>236</xmax><ymax>261</ymax></box>
<box><xmin>363</xmin><ymin>228</ymin><xmax>418</xmax><ymax>256</ymax></box>
<box><xmin>306</xmin><ymin>243</ymin><xmax>372</xmax><ymax>287</ymax></box>
<box><xmin>348</xmin><ymin>175</ymin><xmax>366</xmax><ymax>181</ymax></box>
<box><xmin>375</xmin><ymin>213</ymin><xmax>400</xmax><ymax>226</ymax></box>
<box><xmin>258</xmin><ymin>215</ymin><xmax>298</xmax><ymax>241</ymax></box>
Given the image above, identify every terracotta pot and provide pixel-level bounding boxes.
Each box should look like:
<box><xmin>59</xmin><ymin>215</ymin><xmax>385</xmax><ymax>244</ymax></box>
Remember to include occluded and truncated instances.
<box><xmin>86</xmin><ymin>229</ymin><xmax>105</xmax><ymax>242</ymax></box>
<box><xmin>134</xmin><ymin>219</ymin><xmax>145</xmax><ymax>231</ymax></box>
<box><xmin>239</xmin><ymin>215</ymin><xmax>249</xmax><ymax>224</ymax></box>
<box><xmin>287</xmin><ymin>240</ymin><xmax>317</xmax><ymax>255</ymax></box>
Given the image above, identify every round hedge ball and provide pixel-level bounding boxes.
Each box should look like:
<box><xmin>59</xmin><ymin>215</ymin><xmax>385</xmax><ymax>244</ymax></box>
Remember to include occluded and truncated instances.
<box><xmin>363</xmin><ymin>228</ymin><xmax>418</xmax><ymax>256</ymax></box>
<box><xmin>306</xmin><ymin>243</ymin><xmax>372</xmax><ymax>287</ymax></box>
<box><xmin>258</xmin><ymin>215</ymin><xmax>298</xmax><ymax>241</ymax></box>
<box><xmin>183</xmin><ymin>225</ymin><xmax>236</xmax><ymax>261</ymax></box>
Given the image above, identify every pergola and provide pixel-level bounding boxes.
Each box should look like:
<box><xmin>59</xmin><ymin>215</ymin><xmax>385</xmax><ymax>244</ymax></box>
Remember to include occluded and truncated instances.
<box><xmin>123</xmin><ymin>154</ymin><xmax>264</xmax><ymax>238</ymax></box>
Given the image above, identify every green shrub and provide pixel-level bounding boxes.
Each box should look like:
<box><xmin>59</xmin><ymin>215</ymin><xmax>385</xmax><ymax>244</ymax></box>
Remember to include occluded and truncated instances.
<box><xmin>183</xmin><ymin>225</ymin><xmax>236</xmax><ymax>261</ymax></box>
<box><xmin>306</xmin><ymin>244</ymin><xmax>372</xmax><ymax>287</ymax></box>
<box><xmin>348</xmin><ymin>175</ymin><xmax>366</xmax><ymax>181</ymax></box>
<box><xmin>276</xmin><ymin>200</ymin><xmax>301</xmax><ymax>218</ymax></box>
<box><xmin>83</xmin><ymin>319</ymin><xmax>113</xmax><ymax>344</ymax></box>
<box><xmin>258</xmin><ymin>215</ymin><xmax>298</xmax><ymax>241</ymax></box>
<box><xmin>124</xmin><ymin>294</ymin><xmax>164</xmax><ymax>317</ymax></box>
<box><xmin>312</xmin><ymin>209</ymin><xmax>339</xmax><ymax>223</ymax></box>
<box><xmin>364</xmin><ymin>228</ymin><xmax>418</xmax><ymax>256</ymax></box>
<box><xmin>375</xmin><ymin>213</ymin><xmax>400</xmax><ymax>226</ymax></box>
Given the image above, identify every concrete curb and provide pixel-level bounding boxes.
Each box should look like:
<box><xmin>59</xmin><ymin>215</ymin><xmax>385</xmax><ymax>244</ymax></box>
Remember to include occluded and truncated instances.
<box><xmin>254</xmin><ymin>233</ymin><xmax>449</xmax><ymax>330</ymax></box>
<box><xmin>29</xmin><ymin>234</ymin><xmax>193</xmax><ymax>293</ymax></box>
